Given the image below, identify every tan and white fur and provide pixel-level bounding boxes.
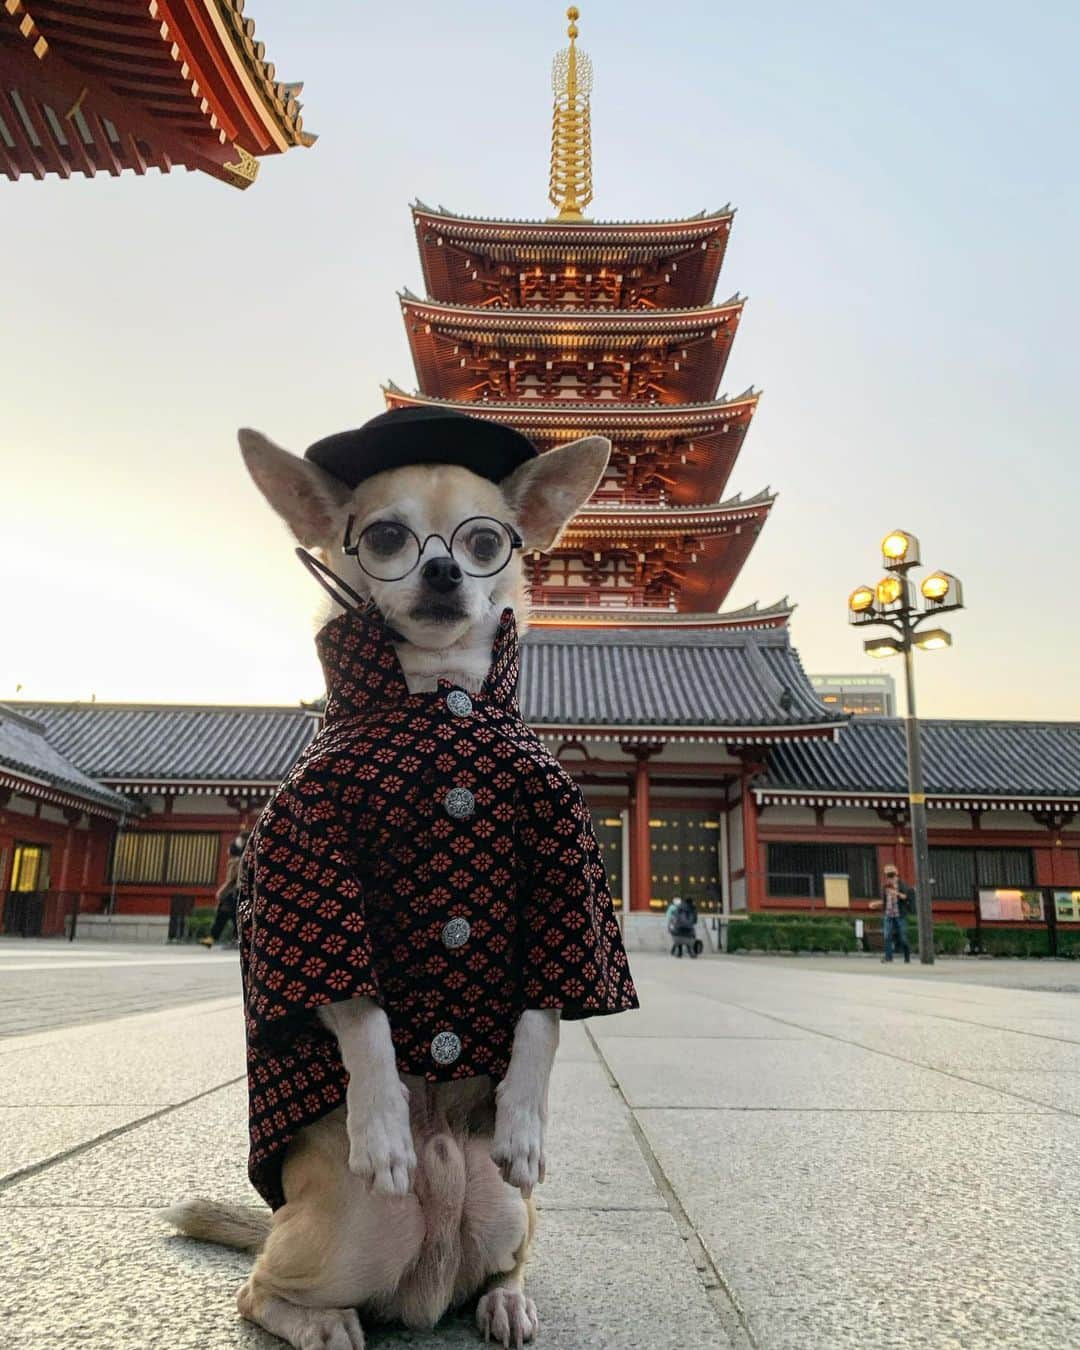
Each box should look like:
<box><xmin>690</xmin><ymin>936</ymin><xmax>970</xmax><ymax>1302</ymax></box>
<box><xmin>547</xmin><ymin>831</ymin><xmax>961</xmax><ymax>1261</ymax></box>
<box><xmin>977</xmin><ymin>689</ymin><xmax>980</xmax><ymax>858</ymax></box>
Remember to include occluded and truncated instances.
<box><xmin>164</xmin><ymin>428</ymin><xmax>610</xmax><ymax>1350</ymax></box>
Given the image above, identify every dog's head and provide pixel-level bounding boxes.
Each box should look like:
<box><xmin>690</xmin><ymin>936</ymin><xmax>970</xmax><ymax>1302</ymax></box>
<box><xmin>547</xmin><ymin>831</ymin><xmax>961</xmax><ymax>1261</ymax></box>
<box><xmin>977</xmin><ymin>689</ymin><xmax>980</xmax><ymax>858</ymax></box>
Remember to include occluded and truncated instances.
<box><xmin>239</xmin><ymin>427</ymin><xmax>610</xmax><ymax>650</ymax></box>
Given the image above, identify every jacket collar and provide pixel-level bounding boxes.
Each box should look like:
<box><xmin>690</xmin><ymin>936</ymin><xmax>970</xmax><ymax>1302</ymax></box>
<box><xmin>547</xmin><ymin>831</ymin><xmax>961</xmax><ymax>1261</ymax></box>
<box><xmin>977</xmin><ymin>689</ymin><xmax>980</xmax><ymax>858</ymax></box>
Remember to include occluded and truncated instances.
<box><xmin>315</xmin><ymin>603</ymin><xmax>520</xmax><ymax>721</ymax></box>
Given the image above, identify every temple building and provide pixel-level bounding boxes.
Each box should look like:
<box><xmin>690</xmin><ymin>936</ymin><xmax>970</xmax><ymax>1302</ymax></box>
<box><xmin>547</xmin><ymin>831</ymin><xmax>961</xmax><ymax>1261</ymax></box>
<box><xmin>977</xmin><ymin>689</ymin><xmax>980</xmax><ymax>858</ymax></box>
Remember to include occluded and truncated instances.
<box><xmin>3</xmin><ymin>9</ymin><xmax>1078</xmax><ymax>942</ymax></box>
<box><xmin>0</xmin><ymin>1</ymin><xmax>313</xmax><ymax>188</ymax></box>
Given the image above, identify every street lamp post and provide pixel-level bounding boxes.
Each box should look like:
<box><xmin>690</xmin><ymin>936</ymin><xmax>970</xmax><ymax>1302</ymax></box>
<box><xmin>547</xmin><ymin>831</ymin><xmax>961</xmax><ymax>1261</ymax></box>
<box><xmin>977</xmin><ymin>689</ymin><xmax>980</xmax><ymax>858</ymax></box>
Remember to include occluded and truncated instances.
<box><xmin>848</xmin><ymin>533</ymin><xmax>964</xmax><ymax>965</ymax></box>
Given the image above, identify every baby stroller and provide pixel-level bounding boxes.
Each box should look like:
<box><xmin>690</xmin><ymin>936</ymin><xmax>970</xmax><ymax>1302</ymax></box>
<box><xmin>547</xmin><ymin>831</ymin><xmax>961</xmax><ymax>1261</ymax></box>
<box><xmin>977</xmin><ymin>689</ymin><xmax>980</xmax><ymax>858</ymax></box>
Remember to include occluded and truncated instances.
<box><xmin>668</xmin><ymin>898</ymin><xmax>703</xmax><ymax>958</ymax></box>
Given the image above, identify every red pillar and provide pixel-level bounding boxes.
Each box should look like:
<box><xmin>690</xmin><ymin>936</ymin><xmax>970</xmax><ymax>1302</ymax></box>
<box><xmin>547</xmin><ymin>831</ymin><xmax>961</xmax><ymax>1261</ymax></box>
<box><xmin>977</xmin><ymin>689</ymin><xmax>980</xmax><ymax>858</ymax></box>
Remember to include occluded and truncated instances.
<box><xmin>630</xmin><ymin>753</ymin><xmax>652</xmax><ymax>912</ymax></box>
<box><xmin>741</xmin><ymin>770</ymin><xmax>765</xmax><ymax>912</ymax></box>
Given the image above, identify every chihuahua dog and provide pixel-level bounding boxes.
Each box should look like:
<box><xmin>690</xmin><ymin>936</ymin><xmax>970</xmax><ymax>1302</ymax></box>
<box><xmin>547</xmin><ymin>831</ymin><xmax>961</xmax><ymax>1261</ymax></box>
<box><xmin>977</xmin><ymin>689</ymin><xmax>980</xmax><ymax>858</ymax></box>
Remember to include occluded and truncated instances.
<box><xmin>166</xmin><ymin>425</ymin><xmax>612</xmax><ymax>1350</ymax></box>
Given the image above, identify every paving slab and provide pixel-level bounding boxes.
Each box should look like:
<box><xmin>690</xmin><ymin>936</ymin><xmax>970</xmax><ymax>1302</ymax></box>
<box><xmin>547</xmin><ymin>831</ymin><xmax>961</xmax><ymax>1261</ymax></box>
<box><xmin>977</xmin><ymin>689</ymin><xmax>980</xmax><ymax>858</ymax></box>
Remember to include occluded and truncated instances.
<box><xmin>598</xmin><ymin>1035</ymin><xmax>1045</xmax><ymax>1112</ymax></box>
<box><xmin>2</xmin><ymin>1204</ymin><xmax>725</xmax><ymax>1349</ymax></box>
<box><xmin>0</xmin><ymin>1082</ymin><xmax>254</xmax><ymax>1210</ymax></box>
<box><xmin>590</xmin><ymin>986</ymin><xmax>812</xmax><ymax>1041</ymax></box>
<box><xmin>0</xmin><ymin>1105</ymin><xmax>153</xmax><ymax>1183</ymax></box>
<box><xmin>1</xmin><ymin>1061</ymin><xmax>663</xmax><ymax>1217</ymax></box>
<box><xmin>0</xmin><ymin>1005</ymin><xmax>244</xmax><ymax>1106</ymax></box>
<box><xmin>636</xmin><ymin>1106</ymin><xmax>1080</xmax><ymax>1350</ymax></box>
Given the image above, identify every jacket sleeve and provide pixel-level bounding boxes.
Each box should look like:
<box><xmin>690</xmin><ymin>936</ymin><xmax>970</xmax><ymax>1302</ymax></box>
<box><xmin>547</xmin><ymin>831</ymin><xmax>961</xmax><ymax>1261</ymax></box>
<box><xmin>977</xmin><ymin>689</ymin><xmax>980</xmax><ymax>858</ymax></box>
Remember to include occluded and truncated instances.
<box><xmin>518</xmin><ymin>768</ymin><xmax>638</xmax><ymax>1020</ymax></box>
<box><xmin>238</xmin><ymin>784</ymin><xmax>381</xmax><ymax>1047</ymax></box>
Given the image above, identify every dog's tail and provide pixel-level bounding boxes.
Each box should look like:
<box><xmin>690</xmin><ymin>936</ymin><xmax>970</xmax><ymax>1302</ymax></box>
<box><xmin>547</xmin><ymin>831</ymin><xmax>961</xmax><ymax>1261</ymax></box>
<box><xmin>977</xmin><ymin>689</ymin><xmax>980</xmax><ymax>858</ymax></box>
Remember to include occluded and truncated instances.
<box><xmin>161</xmin><ymin>1197</ymin><xmax>271</xmax><ymax>1254</ymax></box>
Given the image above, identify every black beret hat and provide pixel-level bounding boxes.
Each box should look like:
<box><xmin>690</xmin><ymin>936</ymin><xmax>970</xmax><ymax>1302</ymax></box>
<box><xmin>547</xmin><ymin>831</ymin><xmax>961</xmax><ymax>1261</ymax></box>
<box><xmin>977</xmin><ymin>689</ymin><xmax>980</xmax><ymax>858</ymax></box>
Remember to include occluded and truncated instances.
<box><xmin>305</xmin><ymin>406</ymin><xmax>537</xmax><ymax>489</ymax></box>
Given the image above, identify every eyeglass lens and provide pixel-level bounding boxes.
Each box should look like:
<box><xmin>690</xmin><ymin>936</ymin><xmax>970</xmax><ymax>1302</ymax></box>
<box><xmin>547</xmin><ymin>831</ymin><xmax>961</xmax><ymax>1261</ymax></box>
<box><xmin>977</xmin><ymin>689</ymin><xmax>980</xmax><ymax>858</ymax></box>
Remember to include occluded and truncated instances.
<box><xmin>353</xmin><ymin>517</ymin><xmax>514</xmax><ymax>580</ymax></box>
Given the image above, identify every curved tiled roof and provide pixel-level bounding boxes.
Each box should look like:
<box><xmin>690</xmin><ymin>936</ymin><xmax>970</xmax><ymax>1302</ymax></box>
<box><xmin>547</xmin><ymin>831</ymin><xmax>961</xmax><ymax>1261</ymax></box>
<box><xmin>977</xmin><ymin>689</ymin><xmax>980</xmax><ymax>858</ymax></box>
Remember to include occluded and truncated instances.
<box><xmin>0</xmin><ymin>706</ymin><xmax>131</xmax><ymax>816</ymax></box>
<box><xmin>18</xmin><ymin>703</ymin><xmax>318</xmax><ymax>785</ymax></box>
<box><xmin>518</xmin><ymin>628</ymin><xmax>838</xmax><ymax>738</ymax></box>
<box><xmin>762</xmin><ymin>718</ymin><xmax>1080</xmax><ymax>804</ymax></box>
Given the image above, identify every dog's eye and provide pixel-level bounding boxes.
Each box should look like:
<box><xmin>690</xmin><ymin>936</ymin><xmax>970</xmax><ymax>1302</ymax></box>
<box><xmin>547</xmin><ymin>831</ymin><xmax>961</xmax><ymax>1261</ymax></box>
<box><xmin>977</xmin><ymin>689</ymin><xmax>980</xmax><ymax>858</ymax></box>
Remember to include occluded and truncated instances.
<box><xmin>364</xmin><ymin>522</ymin><xmax>409</xmax><ymax>557</ymax></box>
<box><xmin>463</xmin><ymin>527</ymin><xmax>502</xmax><ymax>563</ymax></box>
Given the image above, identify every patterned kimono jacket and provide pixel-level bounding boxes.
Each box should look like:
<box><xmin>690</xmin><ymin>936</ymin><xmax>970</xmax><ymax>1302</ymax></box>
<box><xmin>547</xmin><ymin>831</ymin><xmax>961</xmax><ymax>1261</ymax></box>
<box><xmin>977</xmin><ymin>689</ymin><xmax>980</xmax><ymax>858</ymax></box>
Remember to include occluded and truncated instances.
<box><xmin>237</xmin><ymin>603</ymin><xmax>638</xmax><ymax>1208</ymax></box>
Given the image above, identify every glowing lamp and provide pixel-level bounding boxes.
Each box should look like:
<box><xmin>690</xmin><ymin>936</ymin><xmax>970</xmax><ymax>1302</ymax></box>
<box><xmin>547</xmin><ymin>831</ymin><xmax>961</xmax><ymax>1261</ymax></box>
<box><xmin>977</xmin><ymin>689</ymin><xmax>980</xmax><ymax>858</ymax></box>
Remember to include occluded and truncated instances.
<box><xmin>914</xmin><ymin>627</ymin><xmax>952</xmax><ymax>651</ymax></box>
<box><xmin>921</xmin><ymin>571</ymin><xmax>964</xmax><ymax>609</ymax></box>
<box><xmin>881</xmin><ymin>530</ymin><xmax>920</xmax><ymax>570</ymax></box>
<box><xmin>875</xmin><ymin>575</ymin><xmax>904</xmax><ymax>606</ymax></box>
<box><xmin>864</xmin><ymin>637</ymin><xmax>903</xmax><ymax>659</ymax></box>
<box><xmin>848</xmin><ymin>585</ymin><xmax>875</xmax><ymax>613</ymax></box>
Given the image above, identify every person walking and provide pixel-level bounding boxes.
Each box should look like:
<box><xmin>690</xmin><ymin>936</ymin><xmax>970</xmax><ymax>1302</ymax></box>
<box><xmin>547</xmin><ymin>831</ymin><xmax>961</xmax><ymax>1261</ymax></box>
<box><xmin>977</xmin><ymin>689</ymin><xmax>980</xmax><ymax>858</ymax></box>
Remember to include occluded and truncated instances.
<box><xmin>668</xmin><ymin>895</ymin><xmax>700</xmax><ymax>958</ymax></box>
<box><xmin>869</xmin><ymin>863</ymin><xmax>912</xmax><ymax>963</ymax></box>
<box><xmin>199</xmin><ymin>831</ymin><xmax>247</xmax><ymax>949</ymax></box>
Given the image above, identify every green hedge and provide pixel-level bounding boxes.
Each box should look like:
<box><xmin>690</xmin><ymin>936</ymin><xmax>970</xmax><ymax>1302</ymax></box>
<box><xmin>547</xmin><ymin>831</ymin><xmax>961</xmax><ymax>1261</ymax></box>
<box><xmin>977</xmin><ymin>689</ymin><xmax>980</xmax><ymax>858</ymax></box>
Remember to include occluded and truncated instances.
<box><xmin>728</xmin><ymin>919</ymin><xmax>857</xmax><ymax>954</ymax></box>
<box><xmin>730</xmin><ymin>917</ymin><xmax>968</xmax><ymax>955</ymax></box>
<box><xmin>966</xmin><ymin>927</ymin><xmax>1080</xmax><ymax>959</ymax></box>
<box><xmin>932</xmin><ymin>922</ymin><xmax>967</xmax><ymax>955</ymax></box>
<box><xmin>184</xmin><ymin>908</ymin><xmax>217</xmax><ymax>941</ymax></box>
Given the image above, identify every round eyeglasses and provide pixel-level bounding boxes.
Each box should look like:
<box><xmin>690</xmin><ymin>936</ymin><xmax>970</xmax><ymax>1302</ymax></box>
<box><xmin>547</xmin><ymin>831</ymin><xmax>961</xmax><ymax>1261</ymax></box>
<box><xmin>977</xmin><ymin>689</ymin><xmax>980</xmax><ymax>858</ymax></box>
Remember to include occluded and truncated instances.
<box><xmin>343</xmin><ymin>515</ymin><xmax>524</xmax><ymax>582</ymax></box>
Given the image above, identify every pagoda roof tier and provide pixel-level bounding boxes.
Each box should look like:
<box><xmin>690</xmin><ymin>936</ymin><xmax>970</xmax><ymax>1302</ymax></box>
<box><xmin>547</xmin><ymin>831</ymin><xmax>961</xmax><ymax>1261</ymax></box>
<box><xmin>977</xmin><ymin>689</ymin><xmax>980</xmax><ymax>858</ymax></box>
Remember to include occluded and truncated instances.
<box><xmin>0</xmin><ymin>1</ymin><xmax>314</xmax><ymax>188</ymax></box>
<box><xmin>400</xmin><ymin>293</ymin><xmax>744</xmax><ymax>404</ymax></box>
<box><xmin>411</xmin><ymin>202</ymin><xmax>734</xmax><ymax>310</ymax></box>
<box><xmin>383</xmin><ymin>384</ymin><xmax>759</xmax><ymax>504</ymax></box>
<box><xmin>531</xmin><ymin>491</ymin><xmax>774</xmax><ymax>613</ymax></box>
<box><xmin>528</xmin><ymin>597</ymin><xmax>795</xmax><ymax>631</ymax></box>
<box><xmin>563</xmin><ymin>490</ymin><xmax>775</xmax><ymax>540</ymax></box>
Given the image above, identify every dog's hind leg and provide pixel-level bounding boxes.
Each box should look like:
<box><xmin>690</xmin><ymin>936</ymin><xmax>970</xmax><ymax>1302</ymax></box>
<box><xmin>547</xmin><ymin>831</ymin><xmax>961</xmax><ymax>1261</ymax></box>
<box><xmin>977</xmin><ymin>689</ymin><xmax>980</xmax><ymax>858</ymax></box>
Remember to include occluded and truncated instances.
<box><xmin>452</xmin><ymin>1137</ymin><xmax>538</xmax><ymax>1347</ymax></box>
<box><xmin>473</xmin><ymin>1192</ymin><xmax>538</xmax><ymax>1348</ymax></box>
<box><xmin>236</xmin><ymin>1286</ymin><xmax>364</xmax><ymax>1350</ymax></box>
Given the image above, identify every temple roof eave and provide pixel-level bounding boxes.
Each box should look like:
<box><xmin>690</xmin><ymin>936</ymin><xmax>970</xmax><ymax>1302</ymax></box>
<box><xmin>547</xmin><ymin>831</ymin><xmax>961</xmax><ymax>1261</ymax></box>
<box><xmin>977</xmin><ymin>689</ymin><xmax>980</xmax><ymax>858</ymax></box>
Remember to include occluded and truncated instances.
<box><xmin>399</xmin><ymin>291</ymin><xmax>744</xmax><ymax>330</ymax></box>
<box><xmin>382</xmin><ymin>383</ymin><xmax>760</xmax><ymax>430</ymax></box>
<box><xmin>411</xmin><ymin>201</ymin><xmax>735</xmax><ymax>237</ymax></box>
<box><xmin>564</xmin><ymin>490</ymin><xmax>775</xmax><ymax>537</ymax></box>
<box><xmin>528</xmin><ymin>598</ymin><xmax>795</xmax><ymax>631</ymax></box>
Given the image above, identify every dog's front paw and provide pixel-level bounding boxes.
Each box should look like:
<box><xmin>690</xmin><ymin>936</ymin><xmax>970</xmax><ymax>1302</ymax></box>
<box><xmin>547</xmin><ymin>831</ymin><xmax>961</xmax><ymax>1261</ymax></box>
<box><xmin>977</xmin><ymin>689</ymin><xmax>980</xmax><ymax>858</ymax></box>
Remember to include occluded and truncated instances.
<box><xmin>347</xmin><ymin>1080</ymin><xmax>415</xmax><ymax>1196</ymax></box>
<box><xmin>490</xmin><ymin>1098</ymin><xmax>545</xmax><ymax>1196</ymax></box>
<box><xmin>476</xmin><ymin>1287</ymin><xmax>538</xmax><ymax>1348</ymax></box>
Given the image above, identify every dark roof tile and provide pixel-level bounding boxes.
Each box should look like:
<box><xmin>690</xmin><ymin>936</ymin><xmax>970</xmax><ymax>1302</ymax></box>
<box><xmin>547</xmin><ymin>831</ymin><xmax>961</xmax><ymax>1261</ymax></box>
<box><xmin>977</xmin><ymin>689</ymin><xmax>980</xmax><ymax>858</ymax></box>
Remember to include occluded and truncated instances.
<box><xmin>763</xmin><ymin>718</ymin><xmax>1080</xmax><ymax>801</ymax></box>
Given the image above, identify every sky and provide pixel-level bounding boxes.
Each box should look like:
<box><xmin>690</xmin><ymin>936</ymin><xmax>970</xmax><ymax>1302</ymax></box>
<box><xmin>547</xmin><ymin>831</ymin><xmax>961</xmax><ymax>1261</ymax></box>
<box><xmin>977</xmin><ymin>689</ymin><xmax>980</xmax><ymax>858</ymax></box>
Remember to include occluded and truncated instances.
<box><xmin>2</xmin><ymin>0</ymin><xmax>1078</xmax><ymax>719</ymax></box>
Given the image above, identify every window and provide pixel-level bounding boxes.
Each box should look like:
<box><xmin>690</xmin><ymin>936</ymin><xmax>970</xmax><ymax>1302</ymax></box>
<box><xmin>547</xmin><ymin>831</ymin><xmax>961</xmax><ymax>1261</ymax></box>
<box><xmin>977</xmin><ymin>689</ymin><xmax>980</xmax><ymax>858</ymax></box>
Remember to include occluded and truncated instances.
<box><xmin>109</xmin><ymin>831</ymin><xmax>218</xmax><ymax>886</ymax></box>
<box><xmin>767</xmin><ymin>843</ymin><xmax>878</xmax><ymax>900</ymax></box>
<box><xmin>928</xmin><ymin>847</ymin><xmax>1034</xmax><ymax>900</ymax></box>
<box><xmin>10</xmin><ymin>843</ymin><xmax>50</xmax><ymax>893</ymax></box>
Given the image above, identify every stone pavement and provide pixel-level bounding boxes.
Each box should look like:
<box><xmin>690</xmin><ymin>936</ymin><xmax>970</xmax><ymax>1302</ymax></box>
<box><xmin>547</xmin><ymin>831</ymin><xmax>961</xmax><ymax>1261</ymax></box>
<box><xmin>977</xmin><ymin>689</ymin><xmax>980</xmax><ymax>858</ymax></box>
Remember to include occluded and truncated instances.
<box><xmin>0</xmin><ymin>937</ymin><xmax>239</xmax><ymax>1036</ymax></box>
<box><xmin>3</xmin><ymin>945</ymin><xmax>1080</xmax><ymax>1348</ymax></box>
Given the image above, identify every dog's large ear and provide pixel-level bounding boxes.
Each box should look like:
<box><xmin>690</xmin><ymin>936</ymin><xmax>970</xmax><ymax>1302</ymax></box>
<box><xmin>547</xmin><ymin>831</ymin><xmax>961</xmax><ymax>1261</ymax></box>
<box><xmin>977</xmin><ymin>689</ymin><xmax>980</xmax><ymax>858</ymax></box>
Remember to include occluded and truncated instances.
<box><xmin>238</xmin><ymin>428</ymin><xmax>350</xmax><ymax>549</ymax></box>
<box><xmin>502</xmin><ymin>436</ymin><xmax>610</xmax><ymax>552</ymax></box>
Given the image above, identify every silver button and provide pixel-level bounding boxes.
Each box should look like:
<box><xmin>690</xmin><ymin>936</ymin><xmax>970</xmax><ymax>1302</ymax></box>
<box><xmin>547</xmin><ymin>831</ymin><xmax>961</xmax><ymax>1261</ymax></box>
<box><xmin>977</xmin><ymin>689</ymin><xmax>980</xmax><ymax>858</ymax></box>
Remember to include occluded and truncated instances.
<box><xmin>441</xmin><ymin>917</ymin><xmax>471</xmax><ymax>949</ymax></box>
<box><xmin>446</xmin><ymin>690</ymin><xmax>473</xmax><ymax>717</ymax></box>
<box><xmin>431</xmin><ymin>1031</ymin><xmax>462</xmax><ymax>1065</ymax></box>
<box><xmin>443</xmin><ymin>787</ymin><xmax>475</xmax><ymax>820</ymax></box>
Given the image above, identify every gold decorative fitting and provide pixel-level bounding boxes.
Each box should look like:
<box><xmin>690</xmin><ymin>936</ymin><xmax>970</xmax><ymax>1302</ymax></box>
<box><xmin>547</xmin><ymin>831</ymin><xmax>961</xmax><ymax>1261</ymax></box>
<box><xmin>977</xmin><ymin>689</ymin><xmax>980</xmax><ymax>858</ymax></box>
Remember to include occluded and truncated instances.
<box><xmin>223</xmin><ymin>144</ymin><xmax>260</xmax><ymax>188</ymax></box>
<box><xmin>549</xmin><ymin>6</ymin><xmax>593</xmax><ymax>221</ymax></box>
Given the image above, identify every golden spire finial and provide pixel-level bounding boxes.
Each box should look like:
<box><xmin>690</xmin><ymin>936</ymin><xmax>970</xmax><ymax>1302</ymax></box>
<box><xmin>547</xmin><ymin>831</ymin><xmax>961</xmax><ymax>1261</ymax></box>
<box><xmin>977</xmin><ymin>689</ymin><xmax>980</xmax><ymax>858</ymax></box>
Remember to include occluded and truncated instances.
<box><xmin>549</xmin><ymin>6</ymin><xmax>593</xmax><ymax>221</ymax></box>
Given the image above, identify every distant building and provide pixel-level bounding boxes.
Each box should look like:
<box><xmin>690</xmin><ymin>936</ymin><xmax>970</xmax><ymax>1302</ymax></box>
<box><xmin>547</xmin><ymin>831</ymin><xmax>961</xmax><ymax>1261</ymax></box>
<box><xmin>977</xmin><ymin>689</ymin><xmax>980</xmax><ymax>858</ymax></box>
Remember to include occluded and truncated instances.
<box><xmin>810</xmin><ymin>674</ymin><xmax>897</xmax><ymax>718</ymax></box>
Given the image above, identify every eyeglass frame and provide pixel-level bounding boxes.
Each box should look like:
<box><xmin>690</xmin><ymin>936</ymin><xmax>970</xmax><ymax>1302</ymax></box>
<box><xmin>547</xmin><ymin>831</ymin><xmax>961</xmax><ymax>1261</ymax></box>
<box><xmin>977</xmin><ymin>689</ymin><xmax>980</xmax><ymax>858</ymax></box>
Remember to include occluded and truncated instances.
<box><xmin>342</xmin><ymin>514</ymin><xmax>525</xmax><ymax>582</ymax></box>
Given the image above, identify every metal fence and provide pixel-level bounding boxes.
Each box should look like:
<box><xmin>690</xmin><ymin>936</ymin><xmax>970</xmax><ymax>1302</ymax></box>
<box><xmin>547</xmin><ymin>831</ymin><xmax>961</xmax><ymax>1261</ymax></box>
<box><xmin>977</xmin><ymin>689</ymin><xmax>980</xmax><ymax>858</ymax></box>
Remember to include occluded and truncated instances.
<box><xmin>0</xmin><ymin>890</ymin><xmax>80</xmax><ymax>939</ymax></box>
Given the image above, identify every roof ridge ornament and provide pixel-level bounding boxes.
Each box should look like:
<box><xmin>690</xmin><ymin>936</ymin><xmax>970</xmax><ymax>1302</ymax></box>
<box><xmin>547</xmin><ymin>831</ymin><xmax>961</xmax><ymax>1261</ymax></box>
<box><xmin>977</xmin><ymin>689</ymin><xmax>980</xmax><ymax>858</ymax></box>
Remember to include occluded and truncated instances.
<box><xmin>549</xmin><ymin>7</ymin><xmax>593</xmax><ymax>222</ymax></box>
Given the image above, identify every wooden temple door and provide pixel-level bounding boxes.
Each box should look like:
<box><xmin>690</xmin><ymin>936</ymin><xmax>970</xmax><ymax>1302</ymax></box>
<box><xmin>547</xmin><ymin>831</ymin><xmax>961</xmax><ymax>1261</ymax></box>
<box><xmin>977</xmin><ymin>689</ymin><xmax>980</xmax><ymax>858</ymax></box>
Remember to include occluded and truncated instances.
<box><xmin>3</xmin><ymin>843</ymin><xmax>52</xmax><ymax>936</ymax></box>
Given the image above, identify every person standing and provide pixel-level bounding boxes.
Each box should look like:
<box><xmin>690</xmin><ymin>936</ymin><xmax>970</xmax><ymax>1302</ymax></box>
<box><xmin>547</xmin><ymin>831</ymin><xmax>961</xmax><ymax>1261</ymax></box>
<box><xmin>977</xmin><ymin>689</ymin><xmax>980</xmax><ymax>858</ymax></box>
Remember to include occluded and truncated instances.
<box><xmin>870</xmin><ymin>863</ymin><xmax>912</xmax><ymax>963</ymax></box>
<box><xmin>199</xmin><ymin>831</ymin><xmax>247</xmax><ymax>949</ymax></box>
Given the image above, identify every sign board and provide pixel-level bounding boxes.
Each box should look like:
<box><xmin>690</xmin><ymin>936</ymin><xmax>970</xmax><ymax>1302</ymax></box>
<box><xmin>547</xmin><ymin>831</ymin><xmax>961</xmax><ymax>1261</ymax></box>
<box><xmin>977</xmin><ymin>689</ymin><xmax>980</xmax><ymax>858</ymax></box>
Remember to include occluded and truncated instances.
<box><xmin>822</xmin><ymin>873</ymin><xmax>850</xmax><ymax>909</ymax></box>
<box><xmin>977</xmin><ymin>888</ymin><xmax>1045</xmax><ymax>923</ymax></box>
<box><xmin>1054</xmin><ymin>891</ymin><xmax>1080</xmax><ymax>924</ymax></box>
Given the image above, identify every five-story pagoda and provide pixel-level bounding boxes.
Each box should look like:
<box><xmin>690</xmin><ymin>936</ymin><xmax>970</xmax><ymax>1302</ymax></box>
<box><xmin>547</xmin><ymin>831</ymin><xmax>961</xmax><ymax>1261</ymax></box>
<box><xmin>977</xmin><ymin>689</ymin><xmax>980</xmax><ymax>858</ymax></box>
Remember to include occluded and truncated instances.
<box><xmin>386</xmin><ymin>9</ymin><xmax>841</xmax><ymax>924</ymax></box>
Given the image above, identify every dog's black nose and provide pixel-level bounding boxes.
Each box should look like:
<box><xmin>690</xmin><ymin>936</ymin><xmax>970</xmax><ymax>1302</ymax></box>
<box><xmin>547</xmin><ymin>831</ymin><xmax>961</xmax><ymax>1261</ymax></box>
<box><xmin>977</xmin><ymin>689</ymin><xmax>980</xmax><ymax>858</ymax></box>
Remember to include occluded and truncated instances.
<box><xmin>421</xmin><ymin>555</ymin><xmax>463</xmax><ymax>593</ymax></box>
